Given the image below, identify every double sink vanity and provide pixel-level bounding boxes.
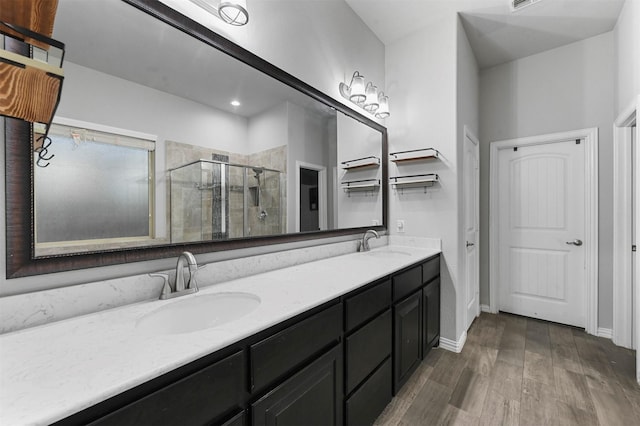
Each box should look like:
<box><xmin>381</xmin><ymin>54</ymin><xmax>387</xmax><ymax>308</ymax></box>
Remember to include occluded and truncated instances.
<box><xmin>0</xmin><ymin>241</ymin><xmax>441</xmax><ymax>426</ymax></box>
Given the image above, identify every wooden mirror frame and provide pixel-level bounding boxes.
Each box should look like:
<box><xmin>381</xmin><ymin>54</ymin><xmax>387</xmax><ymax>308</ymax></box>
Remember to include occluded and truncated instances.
<box><xmin>4</xmin><ymin>0</ymin><xmax>388</xmax><ymax>279</ymax></box>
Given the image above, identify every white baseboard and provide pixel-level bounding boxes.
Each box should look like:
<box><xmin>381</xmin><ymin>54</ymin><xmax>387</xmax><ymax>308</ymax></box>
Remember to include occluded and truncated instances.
<box><xmin>597</xmin><ymin>327</ymin><xmax>613</xmax><ymax>339</ymax></box>
<box><xmin>480</xmin><ymin>304</ymin><xmax>491</xmax><ymax>313</ymax></box>
<box><xmin>439</xmin><ymin>331</ymin><xmax>467</xmax><ymax>353</ymax></box>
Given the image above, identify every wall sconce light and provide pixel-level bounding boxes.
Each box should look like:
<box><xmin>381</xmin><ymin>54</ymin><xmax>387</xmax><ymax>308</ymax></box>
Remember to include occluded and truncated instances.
<box><xmin>189</xmin><ymin>0</ymin><xmax>249</xmax><ymax>26</ymax></box>
<box><xmin>339</xmin><ymin>71</ymin><xmax>390</xmax><ymax>119</ymax></box>
<box><xmin>375</xmin><ymin>93</ymin><xmax>390</xmax><ymax>119</ymax></box>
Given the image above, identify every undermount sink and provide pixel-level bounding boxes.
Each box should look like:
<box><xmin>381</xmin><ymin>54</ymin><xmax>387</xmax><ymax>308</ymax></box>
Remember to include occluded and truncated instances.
<box><xmin>136</xmin><ymin>292</ymin><xmax>261</xmax><ymax>335</ymax></box>
<box><xmin>364</xmin><ymin>248</ymin><xmax>412</xmax><ymax>258</ymax></box>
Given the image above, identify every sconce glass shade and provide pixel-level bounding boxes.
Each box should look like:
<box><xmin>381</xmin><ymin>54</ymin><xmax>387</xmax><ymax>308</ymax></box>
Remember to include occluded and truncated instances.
<box><xmin>375</xmin><ymin>93</ymin><xmax>390</xmax><ymax>118</ymax></box>
<box><xmin>339</xmin><ymin>71</ymin><xmax>389</xmax><ymax>118</ymax></box>
<box><xmin>348</xmin><ymin>72</ymin><xmax>366</xmax><ymax>103</ymax></box>
<box><xmin>218</xmin><ymin>0</ymin><xmax>249</xmax><ymax>26</ymax></box>
<box><xmin>363</xmin><ymin>83</ymin><xmax>379</xmax><ymax>112</ymax></box>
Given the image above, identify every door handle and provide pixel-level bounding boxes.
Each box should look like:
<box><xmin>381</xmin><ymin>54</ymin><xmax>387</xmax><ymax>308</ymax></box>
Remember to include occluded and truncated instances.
<box><xmin>566</xmin><ymin>239</ymin><xmax>583</xmax><ymax>246</ymax></box>
<box><xmin>466</xmin><ymin>241</ymin><xmax>475</xmax><ymax>247</ymax></box>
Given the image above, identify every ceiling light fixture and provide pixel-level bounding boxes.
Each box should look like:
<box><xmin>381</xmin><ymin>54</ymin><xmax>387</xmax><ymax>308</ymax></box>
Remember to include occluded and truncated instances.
<box><xmin>189</xmin><ymin>0</ymin><xmax>249</xmax><ymax>26</ymax></box>
<box><xmin>230</xmin><ymin>100</ymin><xmax>241</xmax><ymax>107</ymax></box>
<box><xmin>339</xmin><ymin>71</ymin><xmax>390</xmax><ymax>119</ymax></box>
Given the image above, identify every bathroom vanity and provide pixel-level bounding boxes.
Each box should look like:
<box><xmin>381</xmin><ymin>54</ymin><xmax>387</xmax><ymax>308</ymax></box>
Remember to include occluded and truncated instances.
<box><xmin>0</xmin><ymin>246</ymin><xmax>440</xmax><ymax>426</ymax></box>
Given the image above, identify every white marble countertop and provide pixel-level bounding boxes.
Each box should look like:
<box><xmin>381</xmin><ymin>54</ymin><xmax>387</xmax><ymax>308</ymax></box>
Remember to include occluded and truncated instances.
<box><xmin>0</xmin><ymin>245</ymin><xmax>440</xmax><ymax>425</ymax></box>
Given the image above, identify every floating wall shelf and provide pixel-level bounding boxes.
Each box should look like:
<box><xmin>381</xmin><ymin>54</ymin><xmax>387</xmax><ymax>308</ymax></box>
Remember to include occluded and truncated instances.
<box><xmin>390</xmin><ymin>174</ymin><xmax>439</xmax><ymax>193</ymax></box>
<box><xmin>341</xmin><ymin>156</ymin><xmax>380</xmax><ymax>170</ymax></box>
<box><xmin>389</xmin><ymin>148</ymin><xmax>439</xmax><ymax>163</ymax></box>
<box><xmin>341</xmin><ymin>178</ymin><xmax>380</xmax><ymax>195</ymax></box>
<box><xmin>0</xmin><ymin>20</ymin><xmax>65</xmax><ymax>134</ymax></box>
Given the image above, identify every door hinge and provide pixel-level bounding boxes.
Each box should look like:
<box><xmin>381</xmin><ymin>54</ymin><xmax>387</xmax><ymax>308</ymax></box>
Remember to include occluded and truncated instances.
<box><xmin>633</xmin><ymin>245</ymin><xmax>637</xmax><ymax>252</ymax></box>
<box><xmin>576</xmin><ymin>139</ymin><xmax>581</xmax><ymax>144</ymax></box>
<box><xmin>513</xmin><ymin>147</ymin><xmax>518</xmax><ymax>152</ymax></box>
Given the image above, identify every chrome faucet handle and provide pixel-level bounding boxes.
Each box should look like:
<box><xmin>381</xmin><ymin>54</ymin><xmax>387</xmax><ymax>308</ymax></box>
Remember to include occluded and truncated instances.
<box><xmin>188</xmin><ymin>265</ymin><xmax>206</xmax><ymax>291</ymax></box>
<box><xmin>149</xmin><ymin>273</ymin><xmax>171</xmax><ymax>299</ymax></box>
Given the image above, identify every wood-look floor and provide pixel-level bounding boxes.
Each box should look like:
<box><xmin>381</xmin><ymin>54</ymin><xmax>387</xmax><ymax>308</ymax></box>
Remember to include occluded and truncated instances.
<box><xmin>375</xmin><ymin>312</ymin><xmax>640</xmax><ymax>426</ymax></box>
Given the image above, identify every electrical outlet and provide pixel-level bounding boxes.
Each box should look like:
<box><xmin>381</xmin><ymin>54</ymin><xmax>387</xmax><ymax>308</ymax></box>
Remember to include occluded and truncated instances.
<box><xmin>397</xmin><ymin>219</ymin><xmax>405</xmax><ymax>233</ymax></box>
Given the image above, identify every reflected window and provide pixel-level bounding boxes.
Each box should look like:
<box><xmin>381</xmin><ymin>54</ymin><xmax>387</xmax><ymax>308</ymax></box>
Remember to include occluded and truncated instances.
<box><xmin>34</xmin><ymin>120</ymin><xmax>155</xmax><ymax>254</ymax></box>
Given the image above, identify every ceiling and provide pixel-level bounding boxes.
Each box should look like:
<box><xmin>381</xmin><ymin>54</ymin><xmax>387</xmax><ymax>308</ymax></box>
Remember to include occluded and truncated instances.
<box><xmin>53</xmin><ymin>0</ymin><xmax>334</xmax><ymax>119</ymax></box>
<box><xmin>345</xmin><ymin>0</ymin><xmax>625</xmax><ymax>68</ymax></box>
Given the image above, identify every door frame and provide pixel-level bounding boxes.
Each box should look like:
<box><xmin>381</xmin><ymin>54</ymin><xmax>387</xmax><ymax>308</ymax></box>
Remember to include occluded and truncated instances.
<box><xmin>295</xmin><ymin>161</ymin><xmax>327</xmax><ymax>232</ymax></box>
<box><xmin>463</xmin><ymin>125</ymin><xmax>480</xmax><ymax>331</ymax></box>
<box><xmin>612</xmin><ymin>97</ymin><xmax>637</xmax><ymax>349</ymax></box>
<box><xmin>489</xmin><ymin>128</ymin><xmax>599</xmax><ymax>335</ymax></box>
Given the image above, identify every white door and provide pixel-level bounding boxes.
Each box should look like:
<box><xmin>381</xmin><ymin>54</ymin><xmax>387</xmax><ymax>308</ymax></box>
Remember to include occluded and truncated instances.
<box><xmin>632</xmin><ymin>125</ymin><xmax>637</xmax><ymax>349</ymax></box>
<box><xmin>498</xmin><ymin>139</ymin><xmax>586</xmax><ymax>327</ymax></box>
<box><xmin>464</xmin><ymin>131</ymin><xmax>480</xmax><ymax>330</ymax></box>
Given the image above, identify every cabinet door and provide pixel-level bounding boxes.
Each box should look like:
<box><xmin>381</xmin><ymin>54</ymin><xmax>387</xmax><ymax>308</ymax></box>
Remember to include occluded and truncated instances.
<box><xmin>252</xmin><ymin>345</ymin><xmax>342</xmax><ymax>426</ymax></box>
<box><xmin>393</xmin><ymin>291</ymin><xmax>422</xmax><ymax>393</ymax></box>
<box><xmin>423</xmin><ymin>278</ymin><xmax>440</xmax><ymax>357</ymax></box>
<box><xmin>221</xmin><ymin>410</ymin><xmax>247</xmax><ymax>426</ymax></box>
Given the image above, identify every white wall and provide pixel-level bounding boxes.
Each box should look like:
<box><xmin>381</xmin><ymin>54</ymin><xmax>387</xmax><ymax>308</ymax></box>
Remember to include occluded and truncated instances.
<box><xmin>286</xmin><ymin>102</ymin><xmax>334</xmax><ymax>233</ymax></box>
<box><xmin>456</xmin><ymin>18</ymin><xmax>480</xmax><ymax>333</ymax></box>
<box><xmin>248</xmin><ymin>102</ymin><xmax>289</xmax><ymax>154</ymax></box>
<box><xmin>0</xmin><ymin>2</ymin><xmax>385</xmax><ymax>296</ymax></box>
<box><xmin>614</xmin><ymin>0</ymin><xmax>640</xmax><ymax>115</ymax></box>
<box><xmin>386</xmin><ymin>15</ymin><xmax>460</xmax><ymax>342</ymax></box>
<box><xmin>479</xmin><ymin>32</ymin><xmax>615</xmax><ymax>328</ymax></box>
<box><xmin>336</xmin><ymin>112</ymin><xmax>383</xmax><ymax>228</ymax></box>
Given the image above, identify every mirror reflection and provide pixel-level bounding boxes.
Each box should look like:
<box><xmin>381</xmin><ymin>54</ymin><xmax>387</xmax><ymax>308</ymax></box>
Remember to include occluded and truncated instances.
<box><xmin>33</xmin><ymin>0</ymin><xmax>383</xmax><ymax>257</ymax></box>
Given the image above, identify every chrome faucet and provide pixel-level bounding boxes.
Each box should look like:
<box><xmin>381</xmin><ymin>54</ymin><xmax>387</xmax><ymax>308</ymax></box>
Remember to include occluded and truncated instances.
<box><xmin>358</xmin><ymin>229</ymin><xmax>380</xmax><ymax>252</ymax></box>
<box><xmin>150</xmin><ymin>251</ymin><xmax>202</xmax><ymax>300</ymax></box>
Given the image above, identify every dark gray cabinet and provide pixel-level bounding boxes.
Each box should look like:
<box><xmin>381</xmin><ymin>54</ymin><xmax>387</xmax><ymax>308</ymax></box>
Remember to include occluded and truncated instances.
<box><xmin>343</xmin><ymin>278</ymin><xmax>393</xmax><ymax>426</ymax></box>
<box><xmin>423</xmin><ymin>277</ymin><xmax>440</xmax><ymax>357</ymax></box>
<box><xmin>59</xmin><ymin>254</ymin><xmax>440</xmax><ymax>426</ymax></box>
<box><xmin>250</xmin><ymin>303</ymin><xmax>342</xmax><ymax>393</ymax></box>
<box><xmin>86</xmin><ymin>350</ymin><xmax>246</xmax><ymax>426</ymax></box>
<box><xmin>392</xmin><ymin>254</ymin><xmax>441</xmax><ymax>393</ymax></box>
<box><xmin>393</xmin><ymin>290</ymin><xmax>423</xmax><ymax>393</ymax></box>
<box><xmin>345</xmin><ymin>357</ymin><xmax>392</xmax><ymax>426</ymax></box>
<box><xmin>252</xmin><ymin>345</ymin><xmax>342</xmax><ymax>426</ymax></box>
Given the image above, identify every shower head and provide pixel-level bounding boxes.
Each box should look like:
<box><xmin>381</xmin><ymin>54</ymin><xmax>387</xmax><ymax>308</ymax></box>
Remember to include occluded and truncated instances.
<box><xmin>252</xmin><ymin>167</ymin><xmax>264</xmax><ymax>179</ymax></box>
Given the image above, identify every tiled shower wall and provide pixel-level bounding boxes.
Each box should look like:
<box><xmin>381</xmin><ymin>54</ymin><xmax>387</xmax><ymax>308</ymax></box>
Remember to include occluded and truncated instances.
<box><xmin>247</xmin><ymin>145</ymin><xmax>287</xmax><ymax>237</ymax></box>
<box><xmin>166</xmin><ymin>141</ymin><xmax>286</xmax><ymax>242</ymax></box>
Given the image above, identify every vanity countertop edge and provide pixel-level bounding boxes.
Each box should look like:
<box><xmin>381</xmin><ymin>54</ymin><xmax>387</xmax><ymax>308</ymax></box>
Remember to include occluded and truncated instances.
<box><xmin>0</xmin><ymin>245</ymin><xmax>440</xmax><ymax>426</ymax></box>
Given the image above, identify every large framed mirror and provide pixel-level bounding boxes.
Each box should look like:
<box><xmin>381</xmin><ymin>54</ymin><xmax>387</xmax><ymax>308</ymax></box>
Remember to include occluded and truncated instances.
<box><xmin>4</xmin><ymin>0</ymin><xmax>387</xmax><ymax>278</ymax></box>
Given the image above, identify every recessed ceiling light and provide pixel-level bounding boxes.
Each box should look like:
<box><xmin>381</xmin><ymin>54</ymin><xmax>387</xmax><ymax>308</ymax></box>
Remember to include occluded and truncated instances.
<box><xmin>230</xmin><ymin>100</ymin><xmax>241</xmax><ymax>107</ymax></box>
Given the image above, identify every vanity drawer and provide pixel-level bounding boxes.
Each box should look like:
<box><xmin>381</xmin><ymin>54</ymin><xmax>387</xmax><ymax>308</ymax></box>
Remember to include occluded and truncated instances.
<box><xmin>345</xmin><ymin>309</ymin><xmax>391</xmax><ymax>394</ymax></box>
<box><xmin>345</xmin><ymin>357</ymin><xmax>392</xmax><ymax>426</ymax></box>
<box><xmin>345</xmin><ymin>279</ymin><xmax>391</xmax><ymax>331</ymax></box>
<box><xmin>252</xmin><ymin>345</ymin><xmax>342</xmax><ymax>426</ymax></box>
<box><xmin>250</xmin><ymin>303</ymin><xmax>342</xmax><ymax>392</ymax></box>
<box><xmin>422</xmin><ymin>255</ymin><xmax>440</xmax><ymax>285</ymax></box>
<box><xmin>88</xmin><ymin>350</ymin><xmax>245</xmax><ymax>426</ymax></box>
<box><xmin>392</xmin><ymin>265</ymin><xmax>422</xmax><ymax>302</ymax></box>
